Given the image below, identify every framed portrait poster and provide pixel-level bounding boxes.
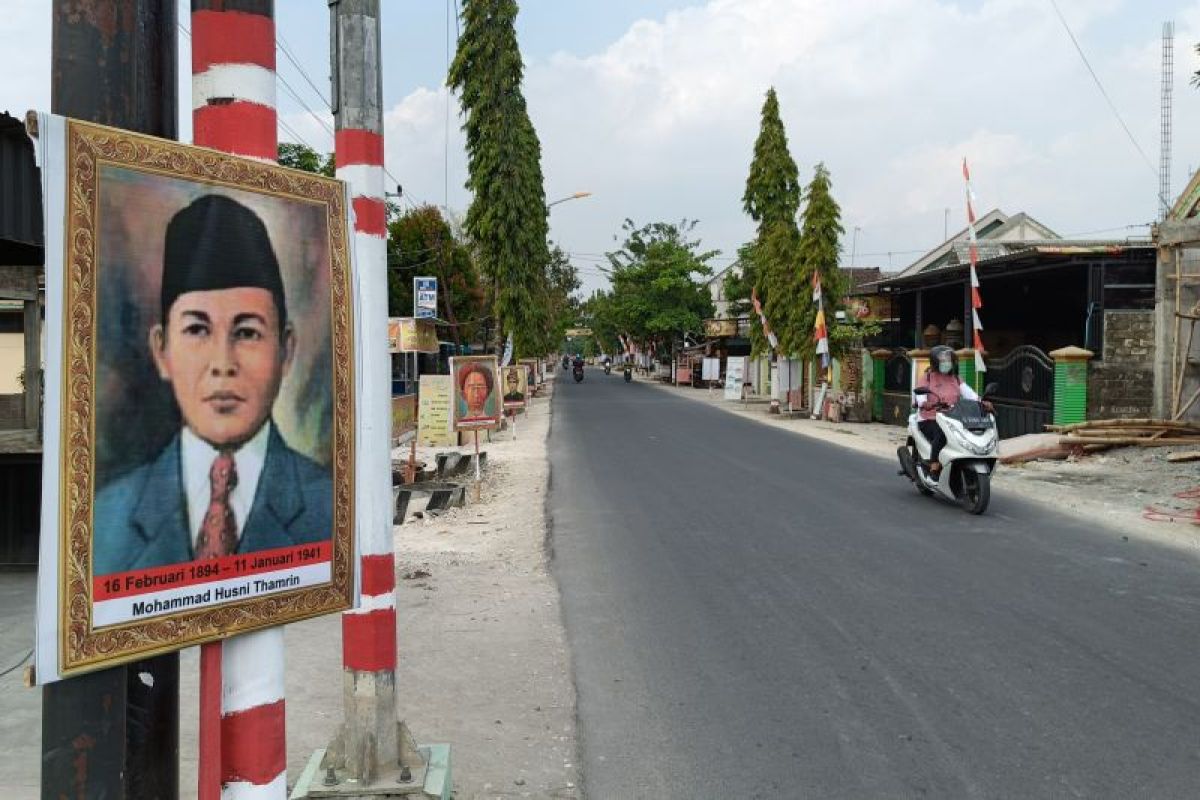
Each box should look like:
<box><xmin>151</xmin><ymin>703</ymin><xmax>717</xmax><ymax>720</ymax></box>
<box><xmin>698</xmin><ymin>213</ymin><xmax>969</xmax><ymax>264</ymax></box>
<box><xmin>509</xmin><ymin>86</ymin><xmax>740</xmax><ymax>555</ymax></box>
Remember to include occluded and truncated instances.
<box><xmin>518</xmin><ymin>358</ymin><xmax>539</xmax><ymax>389</ymax></box>
<box><xmin>450</xmin><ymin>355</ymin><xmax>501</xmax><ymax>430</ymax></box>
<box><xmin>501</xmin><ymin>365</ymin><xmax>528</xmax><ymax>410</ymax></box>
<box><xmin>33</xmin><ymin>116</ymin><xmax>356</xmax><ymax>682</ymax></box>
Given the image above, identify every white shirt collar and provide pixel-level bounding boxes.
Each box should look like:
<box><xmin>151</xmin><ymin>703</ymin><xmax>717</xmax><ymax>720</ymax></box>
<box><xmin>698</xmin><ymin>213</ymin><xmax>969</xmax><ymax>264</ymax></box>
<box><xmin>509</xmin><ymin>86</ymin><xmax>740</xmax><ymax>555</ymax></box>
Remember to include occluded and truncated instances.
<box><xmin>181</xmin><ymin>422</ymin><xmax>272</xmax><ymax>551</ymax></box>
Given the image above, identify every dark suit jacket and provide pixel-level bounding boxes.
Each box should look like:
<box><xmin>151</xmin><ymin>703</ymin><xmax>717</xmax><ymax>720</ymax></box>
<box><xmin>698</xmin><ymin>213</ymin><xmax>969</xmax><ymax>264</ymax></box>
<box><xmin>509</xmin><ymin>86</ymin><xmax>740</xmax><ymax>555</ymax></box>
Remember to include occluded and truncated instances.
<box><xmin>93</xmin><ymin>426</ymin><xmax>333</xmax><ymax>575</ymax></box>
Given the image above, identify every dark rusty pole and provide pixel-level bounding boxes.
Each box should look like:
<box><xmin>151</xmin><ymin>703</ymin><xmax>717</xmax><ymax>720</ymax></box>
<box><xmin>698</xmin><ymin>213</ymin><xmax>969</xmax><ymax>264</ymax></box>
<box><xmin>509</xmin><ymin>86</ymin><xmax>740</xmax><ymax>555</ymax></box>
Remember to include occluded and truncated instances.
<box><xmin>43</xmin><ymin>3</ymin><xmax>179</xmax><ymax>799</ymax></box>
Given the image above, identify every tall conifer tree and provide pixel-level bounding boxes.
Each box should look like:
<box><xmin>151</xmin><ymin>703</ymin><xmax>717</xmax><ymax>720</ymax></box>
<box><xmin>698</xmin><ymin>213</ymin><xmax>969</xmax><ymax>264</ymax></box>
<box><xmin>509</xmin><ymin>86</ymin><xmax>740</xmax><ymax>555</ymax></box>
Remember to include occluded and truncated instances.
<box><xmin>796</xmin><ymin>163</ymin><xmax>847</xmax><ymax>357</ymax></box>
<box><xmin>448</xmin><ymin>0</ymin><xmax>550</xmax><ymax>355</ymax></box>
<box><xmin>741</xmin><ymin>87</ymin><xmax>802</xmax><ymax>356</ymax></box>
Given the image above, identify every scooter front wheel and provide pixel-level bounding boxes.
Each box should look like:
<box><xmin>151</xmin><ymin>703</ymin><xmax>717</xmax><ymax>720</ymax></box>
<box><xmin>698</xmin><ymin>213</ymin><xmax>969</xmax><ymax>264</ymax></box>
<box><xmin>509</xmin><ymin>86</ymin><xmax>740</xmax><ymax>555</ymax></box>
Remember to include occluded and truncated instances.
<box><xmin>960</xmin><ymin>469</ymin><xmax>990</xmax><ymax>514</ymax></box>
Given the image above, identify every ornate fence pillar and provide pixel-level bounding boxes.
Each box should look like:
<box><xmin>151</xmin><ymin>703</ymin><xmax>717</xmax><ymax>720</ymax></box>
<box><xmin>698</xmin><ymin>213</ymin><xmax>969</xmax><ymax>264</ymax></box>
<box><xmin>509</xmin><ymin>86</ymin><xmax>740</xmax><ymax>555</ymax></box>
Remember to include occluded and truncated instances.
<box><xmin>1050</xmin><ymin>346</ymin><xmax>1094</xmax><ymax>426</ymax></box>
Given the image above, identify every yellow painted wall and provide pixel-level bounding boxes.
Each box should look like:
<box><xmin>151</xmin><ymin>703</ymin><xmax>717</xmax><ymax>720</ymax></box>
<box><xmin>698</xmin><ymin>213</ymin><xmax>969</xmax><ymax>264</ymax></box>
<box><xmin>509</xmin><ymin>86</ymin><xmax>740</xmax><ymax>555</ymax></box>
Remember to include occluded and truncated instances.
<box><xmin>0</xmin><ymin>333</ymin><xmax>24</xmax><ymax>393</ymax></box>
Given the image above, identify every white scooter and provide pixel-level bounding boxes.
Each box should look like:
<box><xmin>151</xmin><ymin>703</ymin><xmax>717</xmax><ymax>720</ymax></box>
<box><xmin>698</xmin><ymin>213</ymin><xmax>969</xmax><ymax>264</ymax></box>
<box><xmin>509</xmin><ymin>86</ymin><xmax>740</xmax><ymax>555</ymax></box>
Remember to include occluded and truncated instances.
<box><xmin>896</xmin><ymin>382</ymin><xmax>1000</xmax><ymax>515</ymax></box>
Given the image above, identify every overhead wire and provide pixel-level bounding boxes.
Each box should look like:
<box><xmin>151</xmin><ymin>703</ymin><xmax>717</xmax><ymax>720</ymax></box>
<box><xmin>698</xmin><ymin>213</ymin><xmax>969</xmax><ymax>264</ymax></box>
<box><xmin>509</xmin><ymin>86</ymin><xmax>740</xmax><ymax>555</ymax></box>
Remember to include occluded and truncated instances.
<box><xmin>1047</xmin><ymin>0</ymin><xmax>1165</xmax><ymax>209</ymax></box>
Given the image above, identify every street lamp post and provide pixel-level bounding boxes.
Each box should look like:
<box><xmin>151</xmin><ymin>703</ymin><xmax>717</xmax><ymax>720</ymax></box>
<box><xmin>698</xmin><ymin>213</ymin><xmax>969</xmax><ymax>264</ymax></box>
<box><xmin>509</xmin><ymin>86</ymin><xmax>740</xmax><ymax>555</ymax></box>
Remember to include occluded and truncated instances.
<box><xmin>547</xmin><ymin>190</ymin><xmax>592</xmax><ymax>210</ymax></box>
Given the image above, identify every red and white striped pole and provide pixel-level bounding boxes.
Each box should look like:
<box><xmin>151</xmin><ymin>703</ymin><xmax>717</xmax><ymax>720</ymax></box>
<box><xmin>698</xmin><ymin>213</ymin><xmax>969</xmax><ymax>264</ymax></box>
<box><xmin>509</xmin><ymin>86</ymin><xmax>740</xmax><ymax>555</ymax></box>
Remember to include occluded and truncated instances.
<box><xmin>332</xmin><ymin>0</ymin><xmax>406</xmax><ymax>782</ymax></box>
<box><xmin>191</xmin><ymin>2</ymin><xmax>287</xmax><ymax>798</ymax></box>
<box><xmin>962</xmin><ymin>158</ymin><xmax>987</xmax><ymax>375</ymax></box>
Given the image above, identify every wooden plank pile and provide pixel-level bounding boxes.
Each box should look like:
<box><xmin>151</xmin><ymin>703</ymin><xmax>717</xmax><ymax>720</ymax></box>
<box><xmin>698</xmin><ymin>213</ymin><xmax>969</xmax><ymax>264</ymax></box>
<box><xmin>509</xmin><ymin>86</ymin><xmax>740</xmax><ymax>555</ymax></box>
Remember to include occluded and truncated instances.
<box><xmin>1048</xmin><ymin>419</ymin><xmax>1200</xmax><ymax>452</ymax></box>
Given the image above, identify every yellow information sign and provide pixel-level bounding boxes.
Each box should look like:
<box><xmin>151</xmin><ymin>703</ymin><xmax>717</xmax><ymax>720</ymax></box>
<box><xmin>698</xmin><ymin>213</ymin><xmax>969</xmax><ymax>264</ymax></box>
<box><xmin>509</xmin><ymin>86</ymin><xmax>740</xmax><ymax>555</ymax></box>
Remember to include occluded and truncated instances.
<box><xmin>417</xmin><ymin>374</ymin><xmax>456</xmax><ymax>446</ymax></box>
<box><xmin>399</xmin><ymin>318</ymin><xmax>439</xmax><ymax>353</ymax></box>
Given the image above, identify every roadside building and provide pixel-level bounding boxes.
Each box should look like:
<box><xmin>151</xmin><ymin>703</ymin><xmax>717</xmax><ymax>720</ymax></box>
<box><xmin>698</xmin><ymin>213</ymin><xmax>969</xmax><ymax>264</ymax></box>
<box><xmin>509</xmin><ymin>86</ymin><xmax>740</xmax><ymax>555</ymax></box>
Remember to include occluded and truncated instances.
<box><xmin>872</xmin><ymin>209</ymin><xmax>1155</xmax><ymax>435</ymax></box>
<box><xmin>0</xmin><ymin>111</ymin><xmax>44</xmax><ymax>566</ymax></box>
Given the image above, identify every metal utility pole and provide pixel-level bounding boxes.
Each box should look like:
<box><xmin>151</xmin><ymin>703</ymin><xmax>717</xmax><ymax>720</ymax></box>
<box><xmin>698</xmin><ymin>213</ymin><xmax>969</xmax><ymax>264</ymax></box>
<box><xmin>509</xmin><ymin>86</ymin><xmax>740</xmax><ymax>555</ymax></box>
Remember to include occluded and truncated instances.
<box><xmin>44</xmin><ymin>3</ymin><xmax>180</xmax><ymax>798</ymax></box>
<box><xmin>327</xmin><ymin>0</ymin><xmax>428</xmax><ymax>790</ymax></box>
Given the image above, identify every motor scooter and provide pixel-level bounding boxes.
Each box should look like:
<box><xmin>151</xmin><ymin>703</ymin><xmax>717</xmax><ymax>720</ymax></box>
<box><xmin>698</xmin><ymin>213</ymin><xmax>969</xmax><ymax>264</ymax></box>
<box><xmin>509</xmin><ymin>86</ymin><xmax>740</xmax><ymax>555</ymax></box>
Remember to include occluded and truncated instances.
<box><xmin>896</xmin><ymin>383</ymin><xmax>1000</xmax><ymax>514</ymax></box>
<box><xmin>603</xmin><ymin>363</ymin><xmax>611</xmax><ymax>375</ymax></box>
<box><xmin>572</xmin><ymin>364</ymin><xmax>585</xmax><ymax>383</ymax></box>
<box><xmin>623</xmin><ymin>365</ymin><xmax>632</xmax><ymax>383</ymax></box>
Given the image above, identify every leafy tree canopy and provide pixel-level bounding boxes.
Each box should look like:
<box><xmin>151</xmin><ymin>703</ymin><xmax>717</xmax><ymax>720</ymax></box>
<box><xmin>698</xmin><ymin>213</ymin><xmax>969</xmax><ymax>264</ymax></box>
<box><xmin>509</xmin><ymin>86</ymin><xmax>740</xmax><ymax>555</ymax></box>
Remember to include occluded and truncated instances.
<box><xmin>277</xmin><ymin>142</ymin><xmax>335</xmax><ymax>177</ymax></box>
<box><xmin>449</xmin><ymin>0</ymin><xmax>550</xmax><ymax>357</ymax></box>
<box><xmin>595</xmin><ymin>219</ymin><xmax>717</xmax><ymax>356</ymax></box>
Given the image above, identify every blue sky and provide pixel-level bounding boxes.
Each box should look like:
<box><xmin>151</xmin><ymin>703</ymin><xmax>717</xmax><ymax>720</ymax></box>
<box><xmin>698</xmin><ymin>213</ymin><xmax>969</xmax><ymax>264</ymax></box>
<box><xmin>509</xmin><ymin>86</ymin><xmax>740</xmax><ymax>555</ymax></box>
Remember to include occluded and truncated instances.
<box><xmin>6</xmin><ymin>1</ymin><xmax>1200</xmax><ymax>293</ymax></box>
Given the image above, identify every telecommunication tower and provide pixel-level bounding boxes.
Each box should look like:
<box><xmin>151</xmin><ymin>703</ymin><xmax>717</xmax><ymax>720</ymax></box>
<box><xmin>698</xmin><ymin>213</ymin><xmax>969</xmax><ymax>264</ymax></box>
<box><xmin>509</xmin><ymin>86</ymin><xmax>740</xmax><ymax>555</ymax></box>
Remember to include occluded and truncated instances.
<box><xmin>1160</xmin><ymin>20</ymin><xmax>1174</xmax><ymax>220</ymax></box>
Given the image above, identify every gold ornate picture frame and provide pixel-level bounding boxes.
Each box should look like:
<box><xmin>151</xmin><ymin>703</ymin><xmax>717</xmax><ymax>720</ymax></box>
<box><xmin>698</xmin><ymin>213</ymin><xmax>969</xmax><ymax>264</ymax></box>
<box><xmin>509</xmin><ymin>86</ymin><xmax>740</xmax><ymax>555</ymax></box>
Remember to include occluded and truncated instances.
<box><xmin>49</xmin><ymin>119</ymin><xmax>355</xmax><ymax>677</ymax></box>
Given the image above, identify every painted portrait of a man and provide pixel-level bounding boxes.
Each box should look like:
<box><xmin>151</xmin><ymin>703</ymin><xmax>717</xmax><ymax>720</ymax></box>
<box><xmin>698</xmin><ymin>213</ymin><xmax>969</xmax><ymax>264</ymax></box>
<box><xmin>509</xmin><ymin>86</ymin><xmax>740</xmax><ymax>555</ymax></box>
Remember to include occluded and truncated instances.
<box><xmin>451</xmin><ymin>356</ymin><xmax>499</xmax><ymax>429</ymax></box>
<box><xmin>502</xmin><ymin>365</ymin><xmax>526</xmax><ymax>408</ymax></box>
<box><xmin>92</xmin><ymin>194</ymin><xmax>333</xmax><ymax>575</ymax></box>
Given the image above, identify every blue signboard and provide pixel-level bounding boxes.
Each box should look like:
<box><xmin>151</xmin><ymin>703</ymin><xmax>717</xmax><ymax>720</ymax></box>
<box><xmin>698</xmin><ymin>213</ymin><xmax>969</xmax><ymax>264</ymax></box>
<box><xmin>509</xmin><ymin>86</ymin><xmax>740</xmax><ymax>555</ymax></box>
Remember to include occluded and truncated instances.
<box><xmin>414</xmin><ymin>276</ymin><xmax>438</xmax><ymax>319</ymax></box>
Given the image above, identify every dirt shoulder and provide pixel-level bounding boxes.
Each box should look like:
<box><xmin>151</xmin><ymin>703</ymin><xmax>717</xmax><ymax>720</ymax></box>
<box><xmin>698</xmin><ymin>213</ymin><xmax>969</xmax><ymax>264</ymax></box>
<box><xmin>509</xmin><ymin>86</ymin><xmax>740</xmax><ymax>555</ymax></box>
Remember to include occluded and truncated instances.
<box><xmin>646</xmin><ymin>378</ymin><xmax>1200</xmax><ymax>554</ymax></box>
<box><xmin>390</xmin><ymin>380</ymin><xmax>580</xmax><ymax>800</ymax></box>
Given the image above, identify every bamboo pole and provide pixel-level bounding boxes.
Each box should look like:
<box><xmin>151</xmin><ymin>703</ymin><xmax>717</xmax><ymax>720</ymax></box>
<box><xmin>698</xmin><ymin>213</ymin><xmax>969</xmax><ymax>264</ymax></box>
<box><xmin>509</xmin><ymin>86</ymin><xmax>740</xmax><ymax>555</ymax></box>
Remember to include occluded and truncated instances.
<box><xmin>1173</xmin><ymin>248</ymin><xmax>1183</xmax><ymax>415</ymax></box>
<box><xmin>1047</xmin><ymin>418</ymin><xmax>1200</xmax><ymax>432</ymax></box>
<box><xmin>1059</xmin><ymin>435</ymin><xmax>1200</xmax><ymax>446</ymax></box>
<box><xmin>1174</xmin><ymin>317</ymin><xmax>1196</xmax><ymax>419</ymax></box>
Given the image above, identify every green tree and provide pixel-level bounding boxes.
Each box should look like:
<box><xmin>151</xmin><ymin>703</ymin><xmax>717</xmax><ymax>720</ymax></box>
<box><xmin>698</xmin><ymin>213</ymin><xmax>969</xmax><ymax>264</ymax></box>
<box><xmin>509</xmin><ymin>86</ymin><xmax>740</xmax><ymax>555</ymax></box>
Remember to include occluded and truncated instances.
<box><xmin>540</xmin><ymin>244</ymin><xmax>582</xmax><ymax>355</ymax></box>
<box><xmin>796</xmin><ymin>163</ymin><xmax>849</xmax><ymax>358</ymax></box>
<box><xmin>603</xmin><ymin>219</ymin><xmax>716</xmax><ymax>355</ymax></box>
<box><xmin>277</xmin><ymin>142</ymin><xmax>335</xmax><ymax>177</ymax></box>
<box><xmin>386</xmin><ymin>205</ymin><xmax>485</xmax><ymax>347</ymax></box>
<box><xmin>741</xmin><ymin>87</ymin><xmax>802</xmax><ymax>356</ymax></box>
<box><xmin>721</xmin><ymin>243</ymin><xmax>756</xmax><ymax>320</ymax></box>
<box><xmin>448</xmin><ymin>0</ymin><xmax>550</xmax><ymax>357</ymax></box>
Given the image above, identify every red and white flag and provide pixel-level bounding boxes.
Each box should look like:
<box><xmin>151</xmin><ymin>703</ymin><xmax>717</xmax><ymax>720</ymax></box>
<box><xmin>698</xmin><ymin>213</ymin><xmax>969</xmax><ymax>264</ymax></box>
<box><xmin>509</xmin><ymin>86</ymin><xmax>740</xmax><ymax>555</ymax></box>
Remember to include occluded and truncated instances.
<box><xmin>812</xmin><ymin>272</ymin><xmax>830</xmax><ymax>369</ymax></box>
<box><xmin>963</xmin><ymin>158</ymin><xmax>986</xmax><ymax>374</ymax></box>
<box><xmin>751</xmin><ymin>287</ymin><xmax>780</xmax><ymax>351</ymax></box>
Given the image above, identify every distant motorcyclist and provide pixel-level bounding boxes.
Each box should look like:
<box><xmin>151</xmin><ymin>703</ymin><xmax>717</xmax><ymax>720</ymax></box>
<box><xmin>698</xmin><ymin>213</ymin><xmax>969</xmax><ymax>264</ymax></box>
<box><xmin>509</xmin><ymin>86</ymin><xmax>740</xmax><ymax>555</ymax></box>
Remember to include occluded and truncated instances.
<box><xmin>914</xmin><ymin>346</ymin><xmax>991</xmax><ymax>475</ymax></box>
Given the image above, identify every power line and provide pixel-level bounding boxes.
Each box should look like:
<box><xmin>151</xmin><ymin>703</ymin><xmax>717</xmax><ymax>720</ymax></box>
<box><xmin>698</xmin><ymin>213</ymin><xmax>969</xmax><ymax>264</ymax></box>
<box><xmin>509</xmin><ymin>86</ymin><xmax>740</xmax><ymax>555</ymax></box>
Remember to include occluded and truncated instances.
<box><xmin>278</xmin><ymin>32</ymin><xmax>332</xmax><ymax>108</ymax></box>
<box><xmin>1047</xmin><ymin>0</ymin><xmax>1162</xmax><ymax>200</ymax></box>
<box><xmin>276</xmin><ymin>70</ymin><xmax>335</xmax><ymax>139</ymax></box>
<box><xmin>182</xmin><ymin>18</ymin><xmax>427</xmax><ymax>210</ymax></box>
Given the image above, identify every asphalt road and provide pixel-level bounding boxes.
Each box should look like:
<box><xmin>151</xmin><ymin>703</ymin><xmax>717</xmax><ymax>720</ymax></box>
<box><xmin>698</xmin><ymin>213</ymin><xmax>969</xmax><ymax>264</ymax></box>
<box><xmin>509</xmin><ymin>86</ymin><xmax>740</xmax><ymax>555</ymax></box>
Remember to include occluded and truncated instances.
<box><xmin>548</xmin><ymin>368</ymin><xmax>1200</xmax><ymax>799</ymax></box>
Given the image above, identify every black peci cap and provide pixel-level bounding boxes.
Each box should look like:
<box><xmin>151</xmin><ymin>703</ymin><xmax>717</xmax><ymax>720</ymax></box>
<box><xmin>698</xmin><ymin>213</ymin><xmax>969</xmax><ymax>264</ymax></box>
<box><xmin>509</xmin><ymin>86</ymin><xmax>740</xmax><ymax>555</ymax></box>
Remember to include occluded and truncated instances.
<box><xmin>161</xmin><ymin>195</ymin><xmax>287</xmax><ymax>326</ymax></box>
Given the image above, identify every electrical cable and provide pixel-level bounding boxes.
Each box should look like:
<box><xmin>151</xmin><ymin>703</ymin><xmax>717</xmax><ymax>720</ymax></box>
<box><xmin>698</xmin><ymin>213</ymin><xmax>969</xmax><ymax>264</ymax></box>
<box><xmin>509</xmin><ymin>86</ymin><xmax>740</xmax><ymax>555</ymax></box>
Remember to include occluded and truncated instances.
<box><xmin>278</xmin><ymin>32</ymin><xmax>332</xmax><ymax>108</ymax></box>
<box><xmin>0</xmin><ymin>648</ymin><xmax>32</xmax><ymax>678</ymax></box>
<box><xmin>1047</xmin><ymin>0</ymin><xmax>1164</xmax><ymax>209</ymax></box>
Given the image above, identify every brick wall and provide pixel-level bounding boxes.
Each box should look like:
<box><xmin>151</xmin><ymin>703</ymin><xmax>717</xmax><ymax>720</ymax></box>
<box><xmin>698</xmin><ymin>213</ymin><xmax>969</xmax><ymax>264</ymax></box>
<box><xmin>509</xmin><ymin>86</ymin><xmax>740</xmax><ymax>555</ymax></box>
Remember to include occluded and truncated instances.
<box><xmin>1088</xmin><ymin>310</ymin><xmax>1154</xmax><ymax>419</ymax></box>
<box><xmin>0</xmin><ymin>393</ymin><xmax>23</xmax><ymax>430</ymax></box>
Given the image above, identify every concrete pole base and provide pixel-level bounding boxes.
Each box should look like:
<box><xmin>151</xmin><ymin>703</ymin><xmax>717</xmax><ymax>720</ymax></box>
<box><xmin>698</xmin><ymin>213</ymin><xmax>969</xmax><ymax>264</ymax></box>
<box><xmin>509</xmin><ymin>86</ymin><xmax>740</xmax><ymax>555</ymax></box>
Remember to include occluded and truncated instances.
<box><xmin>291</xmin><ymin>737</ymin><xmax>450</xmax><ymax>800</ymax></box>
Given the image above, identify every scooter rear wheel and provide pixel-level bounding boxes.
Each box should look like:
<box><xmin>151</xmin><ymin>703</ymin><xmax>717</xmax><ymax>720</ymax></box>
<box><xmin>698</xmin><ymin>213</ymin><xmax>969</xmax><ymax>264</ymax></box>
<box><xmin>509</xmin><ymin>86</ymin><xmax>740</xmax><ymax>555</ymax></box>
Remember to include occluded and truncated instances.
<box><xmin>960</xmin><ymin>470</ymin><xmax>990</xmax><ymax>514</ymax></box>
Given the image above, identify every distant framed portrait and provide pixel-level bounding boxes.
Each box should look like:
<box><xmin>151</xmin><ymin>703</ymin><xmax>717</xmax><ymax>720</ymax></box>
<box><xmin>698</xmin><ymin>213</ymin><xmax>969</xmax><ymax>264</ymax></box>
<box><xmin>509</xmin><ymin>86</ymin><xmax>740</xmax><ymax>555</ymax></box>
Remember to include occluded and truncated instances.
<box><xmin>34</xmin><ymin>117</ymin><xmax>355</xmax><ymax>681</ymax></box>
<box><xmin>450</xmin><ymin>355</ymin><xmax>500</xmax><ymax>430</ymax></box>
<box><xmin>519</xmin><ymin>358</ymin><xmax>540</xmax><ymax>389</ymax></box>
<box><xmin>501</xmin><ymin>365</ymin><xmax>528</xmax><ymax>410</ymax></box>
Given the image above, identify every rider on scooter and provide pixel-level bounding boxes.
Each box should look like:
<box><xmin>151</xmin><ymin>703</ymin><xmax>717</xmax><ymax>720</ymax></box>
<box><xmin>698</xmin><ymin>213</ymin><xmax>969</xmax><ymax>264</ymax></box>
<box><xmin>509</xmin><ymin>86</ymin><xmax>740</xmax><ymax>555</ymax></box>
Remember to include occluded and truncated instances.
<box><xmin>915</xmin><ymin>346</ymin><xmax>992</xmax><ymax>475</ymax></box>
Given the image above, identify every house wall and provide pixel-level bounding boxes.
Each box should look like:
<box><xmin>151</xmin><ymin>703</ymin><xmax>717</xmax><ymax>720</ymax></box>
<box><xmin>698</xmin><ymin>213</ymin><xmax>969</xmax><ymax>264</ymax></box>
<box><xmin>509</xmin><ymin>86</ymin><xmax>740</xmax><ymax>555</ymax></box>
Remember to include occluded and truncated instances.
<box><xmin>1088</xmin><ymin>310</ymin><xmax>1154</xmax><ymax>419</ymax></box>
<box><xmin>0</xmin><ymin>331</ymin><xmax>24</xmax><ymax>393</ymax></box>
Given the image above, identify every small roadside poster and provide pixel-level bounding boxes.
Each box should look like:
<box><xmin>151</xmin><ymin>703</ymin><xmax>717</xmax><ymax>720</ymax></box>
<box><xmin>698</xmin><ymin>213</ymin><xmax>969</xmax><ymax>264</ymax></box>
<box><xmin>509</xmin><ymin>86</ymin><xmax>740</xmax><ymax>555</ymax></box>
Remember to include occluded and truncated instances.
<box><xmin>450</xmin><ymin>355</ymin><xmax>501</xmax><ymax>430</ymax></box>
<box><xmin>501</xmin><ymin>365</ymin><xmax>528</xmax><ymax>410</ymax></box>
<box><xmin>417</xmin><ymin>374</ymin><xmax>456</xmax><ymax>447</ymax></box>
<box><xmin>724</xmin><ymin>357</ymin><xmax>747</xmax><ymax>400</ymax></box>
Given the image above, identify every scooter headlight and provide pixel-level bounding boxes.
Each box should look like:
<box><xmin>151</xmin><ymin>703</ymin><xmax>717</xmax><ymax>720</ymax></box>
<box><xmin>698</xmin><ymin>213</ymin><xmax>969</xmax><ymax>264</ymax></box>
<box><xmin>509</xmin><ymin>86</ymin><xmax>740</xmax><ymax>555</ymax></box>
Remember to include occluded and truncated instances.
<box><xmin>947</xmin><ymin>421</ymin><xmax>996</xmax><ymax>455</ymax></box>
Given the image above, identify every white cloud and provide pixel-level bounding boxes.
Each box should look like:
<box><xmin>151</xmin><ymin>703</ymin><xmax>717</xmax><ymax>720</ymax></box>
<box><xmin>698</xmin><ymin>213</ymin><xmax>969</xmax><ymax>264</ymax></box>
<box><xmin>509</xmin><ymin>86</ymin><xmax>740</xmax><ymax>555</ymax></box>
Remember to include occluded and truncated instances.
<box><xmin>5</xmin><ymin>0</ymin><xmax>1199</xmax><ymax>294</ymax></box>
<box><xmin>436</xmin><ymin>0</ymin><xmax>1200</xmax><ymax>290</ymax></box>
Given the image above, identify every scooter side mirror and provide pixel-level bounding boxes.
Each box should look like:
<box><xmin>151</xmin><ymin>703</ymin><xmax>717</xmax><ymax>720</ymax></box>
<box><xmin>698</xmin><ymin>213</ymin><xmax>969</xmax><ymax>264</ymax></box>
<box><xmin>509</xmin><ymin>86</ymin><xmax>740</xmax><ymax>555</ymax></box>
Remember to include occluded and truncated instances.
<box><xmin>913</xmin><ymin>387</ymin><xmax>931</xmax><ymax>396</ymax></box>
<box><xmin>983</xmin><ymin>382</ymin><xmax>999</xmax><ymax>398</ymax></box>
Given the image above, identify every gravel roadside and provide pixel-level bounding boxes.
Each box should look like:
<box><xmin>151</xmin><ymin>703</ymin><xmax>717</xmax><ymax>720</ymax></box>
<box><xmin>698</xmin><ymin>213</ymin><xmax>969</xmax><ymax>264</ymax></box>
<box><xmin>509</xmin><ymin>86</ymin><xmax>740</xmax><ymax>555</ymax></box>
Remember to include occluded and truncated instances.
<box><xmin>389</xmin><ymin>379</ymin><xmax>580</xmax><ymax>800</ymax></box>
